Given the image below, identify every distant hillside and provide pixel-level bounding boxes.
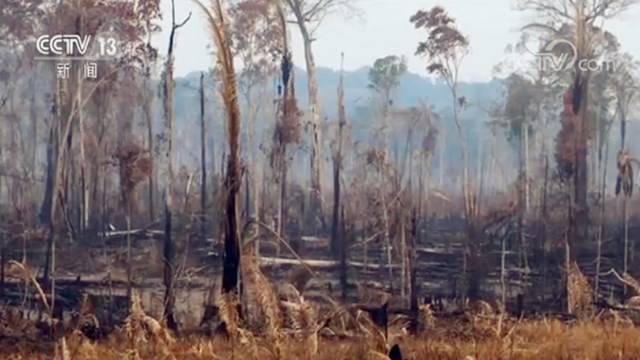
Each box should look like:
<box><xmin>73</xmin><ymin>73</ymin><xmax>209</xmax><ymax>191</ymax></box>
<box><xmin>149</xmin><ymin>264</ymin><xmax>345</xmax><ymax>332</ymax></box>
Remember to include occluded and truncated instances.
<box><xmin>178</xmin><ymin>65</ymin><xmax>503</xmax><ymax>118</ymax></box>
<box><xmin>170</xmin><ymin>66</ymin><xmax>504</xmax><ymax>173</ymax></box>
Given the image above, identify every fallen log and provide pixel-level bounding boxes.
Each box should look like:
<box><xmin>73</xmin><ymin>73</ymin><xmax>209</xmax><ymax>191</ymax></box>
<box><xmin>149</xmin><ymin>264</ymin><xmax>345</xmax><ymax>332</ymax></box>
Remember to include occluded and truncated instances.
<box><xmin>98</xmin><ymin>229</ymin><xmax>164</xmax><ymax>238</ymax></box>
<box><xmin>257</xmin><ymin>256</ymin><xmax>401</xmax><ymax>270</ymax></box>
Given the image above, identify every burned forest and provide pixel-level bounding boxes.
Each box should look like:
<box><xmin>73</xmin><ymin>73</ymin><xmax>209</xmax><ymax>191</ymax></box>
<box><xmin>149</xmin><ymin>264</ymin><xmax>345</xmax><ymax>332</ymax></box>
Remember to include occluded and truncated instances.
<box><xmin>3</xmin><ymin>0</ymin><xmax>640</xmax><ymax>359</ymax></box>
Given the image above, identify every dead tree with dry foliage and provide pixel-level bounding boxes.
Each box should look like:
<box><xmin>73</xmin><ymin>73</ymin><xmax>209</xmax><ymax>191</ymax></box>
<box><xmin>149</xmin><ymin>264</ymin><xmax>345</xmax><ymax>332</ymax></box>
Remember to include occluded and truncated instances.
<box><xmin>194</xmin><ymin>0</ymin><xmax>243</xmax><ymax>295</ymax></box>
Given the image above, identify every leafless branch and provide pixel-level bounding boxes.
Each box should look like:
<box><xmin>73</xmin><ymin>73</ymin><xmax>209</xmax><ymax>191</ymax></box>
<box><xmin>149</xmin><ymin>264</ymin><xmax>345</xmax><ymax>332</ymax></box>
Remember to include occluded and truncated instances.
<box><xmin>175</xmin><ymin>12</ymin><xmax>193</xmax><ymax>30</ymax></box>
<box><xmin>518</xmin><ymin>0</ymin><xmax>574</xmax><ymax>20</ymax></box>
<box><xmin>587</xmin><ymin>0</ymin><xmax>638</xmax><ymax>21</ymax></box>
<box><xmin>521</xmin><ymin>22</ymin><xmax>562</xmax><ymax>34</ymax></box>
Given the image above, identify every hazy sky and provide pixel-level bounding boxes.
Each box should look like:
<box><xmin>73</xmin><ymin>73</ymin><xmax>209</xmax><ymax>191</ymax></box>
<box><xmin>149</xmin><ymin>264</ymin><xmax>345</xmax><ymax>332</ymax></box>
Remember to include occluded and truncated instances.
<box><xmin>153</xmin><ymin>0</ymin><xmax>640</xmax><ymax>82</ymax></box>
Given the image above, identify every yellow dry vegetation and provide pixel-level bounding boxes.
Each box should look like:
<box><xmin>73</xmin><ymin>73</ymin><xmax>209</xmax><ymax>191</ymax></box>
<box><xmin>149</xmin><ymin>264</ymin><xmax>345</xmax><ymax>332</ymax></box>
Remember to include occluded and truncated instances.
<box><xmin>0</xmin><ymin>314</ymin><xmax>639</xmax><ymax>360</ymax></box>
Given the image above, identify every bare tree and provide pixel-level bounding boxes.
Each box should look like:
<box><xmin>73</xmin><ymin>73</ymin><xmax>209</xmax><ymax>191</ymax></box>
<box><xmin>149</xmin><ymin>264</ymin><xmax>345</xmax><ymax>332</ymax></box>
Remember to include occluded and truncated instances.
<box><xmin>200</xmin><ymin>72</ymin><xmax>208</xmax><ymax>240</ymax></box>
<box><xmin>284</xmin><ymin>0</ymin><xmax>357</xmax><ymax>230</ymax></box>
<box><xmin>161</xmin><ymin>0</ymin><xmax>191</xmax><ymax>330</ymax></box>
<box><xmin>611</xmin><ymin>56</ymin><xmax>638</xmax><ymax>294</ymax></box>
<box><xmin>136</xmin><ymin>1</ymin><xmax>162</xmax><ymax>224</ymax></box>
<box><xmin>331</xmin><ymin>53</ymin><xmax>347</xmax><ymax>258</ymax></box>
<box><xmin>229</xmin><ymin>0</ymin><xmax>282</xmax><ymax>232</ymax></box>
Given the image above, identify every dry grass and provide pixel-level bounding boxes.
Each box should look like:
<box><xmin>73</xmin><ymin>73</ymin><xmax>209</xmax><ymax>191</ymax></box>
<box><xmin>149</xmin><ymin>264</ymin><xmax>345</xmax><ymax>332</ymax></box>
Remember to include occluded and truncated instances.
<box><xmin>2</xmin><ymin>317</ymin><xmax>640</xmax><ymax>359</ymax></box>
<box><xmin>567</xmin><ymin>262</ymin><xmax>595</xmax><ymax>319</ymax></box>
<box><xmin>4</xmin><ymin>255</ymin><xmax>640</xmax><ymax>360</ymax></box>
<box><xmin>242</xmin><ymin>244</ymin><xmax>282</xmax><ymax>339</ymax></box>
<box><xmin>4</xmin><ymin>242</ymin><xmax>640</xmax><ymax>360</ymax></box>
<box><xmin>8</xmin><ymin>252</ymin><xmax>639</xmax><ymax>360</ymax></box>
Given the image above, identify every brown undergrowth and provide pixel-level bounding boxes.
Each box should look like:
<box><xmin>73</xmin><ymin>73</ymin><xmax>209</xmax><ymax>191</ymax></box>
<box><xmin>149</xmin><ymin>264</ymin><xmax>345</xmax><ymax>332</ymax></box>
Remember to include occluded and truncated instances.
<box><xmin>2</xmin><ymin>317</ymin><xmax>640</xmax><ymax>359</ymax></box>
<box><xmin>3</xmin><ymin>252</ymin><xmax>640</xmax><ymax>359</ymax></box>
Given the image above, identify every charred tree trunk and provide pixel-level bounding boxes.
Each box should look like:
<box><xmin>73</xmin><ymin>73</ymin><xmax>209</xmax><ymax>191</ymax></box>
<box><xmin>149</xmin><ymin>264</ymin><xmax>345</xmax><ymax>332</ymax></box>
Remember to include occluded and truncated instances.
<box><xmin>222</xmin><ymin>140</ymin><xmax>242</xmax><ymax>294</ymax></box>
<box><xmin>77</xmin><ymin>58</ymin><xmax>88</xmax><ymax>234</ymax></box>
<box><xmin>41</xmin><ymin>124</ymin><xmax>58</xmax><ymax>229</ymax></box>
<box><xmin>29</xmin><ymin>75</ymin><xmax>38</xmax><ymax>183</ymax></box>
<box><xmin>409</xmin><ymin>208</ymin><xmax>418</xmax><ymax>326</ymax></box>
<box><xmin>570</xmin><ymin>3</ymin><xmax>590</xmax><ymax>263</ymax></box>
<box><xmin>287</xmin><ymin>1</ymin><xmax>325</xmax><ymax>230</ymax></box>
<box><xmin>0</xmin><ymin>239</ymin><xmax>4</xmax><ymax>298</ymax></box>
<box><xmin>143</xmin><ymin>75</ymin><xmax>155</xmax><ymax>223</ymax></box>
<box><xmin>331</xmin><ymin>149</ymin><xmax>342</xmax><ymax>256</ymax></box>
<box><xmin>273</xmin><ymin>8</ymin><xmax>294</xmax><ymax>254</ymax></box>
<box><xmin>331</xmin><ymin>54</ymin><xmax>346</xmax><ymax>257</ymax></box>
<box><xmin>162</xmin><ymin>59</ymin><xmax>178</xmax><ymax>329</ymax></box>
<box><xmin>339</xmin><ymin>205</ymin><xmax>348</xmax><ymax>301</ymax></box>
<box><xmin>337</xmin><ymin>54</ymin><xmax>348</xmax><ymax>299</ymax></box>
<box><xmin>279</xmin><ymin>160</ymin><xmax>287</xmax><ymax>243</ymax></box>
<box><xmin>74</xmin><ymin>8</ymin><xmax>88</xmax><ymax>233</ymax></box>
<box><xmin>541</xmin><ymin>154</ymin><xmax>550</xmax><ymax>299</ymax></box>
<box><xmin>244</xmin><ymin>171</ymin><xmax>250</xmax><ymax>222</ymax></box>
<box><xmin>44</xmin><ymin>75</ymin><xmax>68</xmax><ymax>283</ymax></box>
<box><xmin>451</xmin><ymin>86</ymin><xmax>475</xmax><ymax>301</ymax></box>
<box><xmin>250</xmin><ymin>114</ymin><xmax>260</xmax><ymax>241</ymax></box>
<box><xmin>126</xmin><ymin>207</ymin><xmax>132</xmax><ymax>299</ymax></box>
<box><xmin>196</xmin><ymin>0</ymin><xmax>243</xmax><ymax>294</ymax></box>
<box><xmin>243</xmin><ymin>81</ymin><xmax>260</xmax><ymax>234</ymax></box>
<box><xmin>439</xmin><ymin>128</ymin><xmax>446</xmax><ymax>189</ymax></box>
<box><xmin>161</xmin><ymin>0</ymin><xmax>190</xmax><ymax>330</ymax></box>
<box><xmin>523</xmin><ymin>122</ymin><xmax>530</xmax><ymax>212</ymax></box>
<box><xmin>595</xmin><ymin>134</ymin><xmax>609</xmax><ymax>296</ymax></box>
<box><xmin>621</xmin><ymin>100</ymin><xmax>629</xmax><ymax>295</ymax></box>
<box><xmin>200</xmin><ymin>72</ymin><xmax>208</xmax><ymax>240</ymax></box>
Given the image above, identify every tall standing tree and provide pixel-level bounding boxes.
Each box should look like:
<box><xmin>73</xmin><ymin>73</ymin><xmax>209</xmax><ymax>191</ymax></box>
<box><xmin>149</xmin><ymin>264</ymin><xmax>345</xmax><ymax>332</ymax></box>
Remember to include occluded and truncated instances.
<box><xmin>366</xmin><ymin>54</ymin><xmax>407</xmax><ymax>288</ymax></box>
<box><xmin>331</xmin><ymin>53</ymin><xmax>347</xmax><ymax>257</ymax></box>
<box><xmin>199</xmin><ymin>72</ymin><xmax>208</xmax><ymax>240</ymax></box>
<box><xmin>267</xmin><ymin>1</ymin><xmax>302</xmax><ymax>253</ymax></box>
<box><xmin>611</xmin><ymin>55</ymin><xmax>638</xmax><ymax>291</ymax></box>
<box><xmin>134</xmin><ymin>0</ymin><xmax>162</xmax><ymax>224</ymax></box>
<box><xmin>411</xmin><ymin>6</ymin><xmax>480</xmax><ymax>299</ymax></box>
<box><xmin>502</xmin><ymin>73</ymin><xmax>539</xmax><ymax>274</ymax></box>
<box><xmin>368</xmin><ymin>55</ymin><xmax>408</xmax><ymax>152</ymax></box>
<box><xmin>195</xmin><ymin>0</ymin><xmax>243</xmax><ymax>295</ymax></box>
<box><xmin>161</xmin><ymin>0</ymin><xmax>191</xmax><ymax>331</ymax></box>
<box><xmin>518</xmin><ymin>0</ymin><xmax>638</xmax><ymax>265</ymax></box>
<box><xmin>229</xmin><ymin>0</ymin><xmax>282</xmax><ymax>231</ymax></box>
<box><xmin>284</xmin><ymin>0</ymin><xmax>357</xmax><ymax>230</ymax></box>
